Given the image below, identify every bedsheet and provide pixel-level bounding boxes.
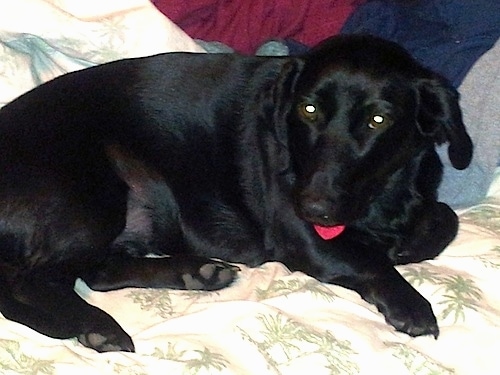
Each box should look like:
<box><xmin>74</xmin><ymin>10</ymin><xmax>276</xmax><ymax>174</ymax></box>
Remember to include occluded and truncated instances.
<box><xmin>1</xmin><ymin>1</ymin><xmax>499</xmax><ymax>374</ymax></box>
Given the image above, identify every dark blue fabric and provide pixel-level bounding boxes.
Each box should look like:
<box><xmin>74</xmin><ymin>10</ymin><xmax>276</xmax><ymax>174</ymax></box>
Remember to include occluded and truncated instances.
<box><xmin>284</xmin><ymin>39</ymin><xmax>310</xmax><ymax>55</ymax></box>
<box><xmin>340</xmin><ymin>0</ymin><xmax>500</xmax><ymax>87</ymax></box>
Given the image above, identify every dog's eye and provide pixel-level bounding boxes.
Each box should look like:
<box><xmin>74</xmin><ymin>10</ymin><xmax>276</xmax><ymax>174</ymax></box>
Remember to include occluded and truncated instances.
<box><xmin>368</xmin><ymin>114</ymin><xmax>391</xmax><ymax>129</ymax></box>
<box><xmin>298</xmin><ymin>103</ymin><xmax>318</xmax><ymax>122</ymax></box>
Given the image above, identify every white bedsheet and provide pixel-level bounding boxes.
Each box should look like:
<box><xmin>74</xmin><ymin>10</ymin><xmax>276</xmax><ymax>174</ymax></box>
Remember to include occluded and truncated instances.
<box><xmin>1</xmin><ymin>1</ymin><xmax>499</xmax><ymax>374</ymax></box>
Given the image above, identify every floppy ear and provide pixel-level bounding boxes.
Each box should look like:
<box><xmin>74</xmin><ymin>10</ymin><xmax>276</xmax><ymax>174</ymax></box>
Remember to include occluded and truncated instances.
<box><xmin>270</xmin><ymin>59</ymin><xmax>305</xmax><ymax>126</ymax></box>
<box><xmin>416</xmin><ymin>78</ymin><xmax>473</xmax><ymax>170</ymax></box>
<box><xmin>236</xmin><ymin>59</ymin><xmax>303</xmax><ymax>176</ymax></box>
<box><xmin>255</xmin><ymin>59</ymin><xmax>304</xmax><ymax>171</ymax></box>
<box><xmin>274</xmin><ymin>59</ymin><xmax>306</xmax><ymax>153</ymax></box>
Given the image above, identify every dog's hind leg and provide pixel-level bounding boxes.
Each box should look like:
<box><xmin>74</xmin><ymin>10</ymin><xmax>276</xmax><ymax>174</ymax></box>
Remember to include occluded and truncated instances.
<box><xmin>0</xmin><ymin>170</ymin><xmax>137</xmax><ymax>352</ymax></box>
<box><xmin>86</xmin><ymin>145</ymin><xmax>239</xmax><ymax>293</ymax></box>
<box><xmin>0</xmin><ymin>273</ymin><xmax>134</xmax><ymax>352</ymax></box>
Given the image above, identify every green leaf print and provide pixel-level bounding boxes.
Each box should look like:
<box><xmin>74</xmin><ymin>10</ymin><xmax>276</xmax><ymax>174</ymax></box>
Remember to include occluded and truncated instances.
<box><xmin>401</xmin><ymin>267</ymin><xmax>442</xmax><ymax>287</ymax></box>
<box><xmin>390</xmin><ymin>344</ymin><xmax>454</xmax><ymax>375</ymax></box>
<box><xmin>402</xmin><ymin>269</ymin><xmax>483</xmax><ymax>324</ymax></box>
<box><xmin>183</xmin><ymin>348</ymin><xmax>229</xmax><ymax>374</ymax></box>
<box><xmin>239</xmin><ymin>314</ymin><xmax>359</xmax><ymax>375</ymax></box>
<box><xmin>153</xmin><ymin>343</ymin><xmax>229</xmax><ymax>374</ymax></box>
<box><xmin>437</xmin><ymin>275</ymin><xmax>482</xmax><ymax>323</ymax></box>
<box><xmin>126</xmin><ymin>289</ymin><xmax>175</xmax><ymax>318</ymax></box>
<box><xmin>460</xmin><ymin>204</ymin><xmax>500</xmax><ymax>232</ymax></box>
<box><xmin>256</xmin><ymin>277</ymin><xmax>336</xmax><ymax>302</ymax></box>
<box><xmin>112</xmin><ymin>364</ymin><xmax>148</xmax><ymax>375</ymax></box>
<box><xmin>153</xmin><ymin>342</ymin><xmax>187</xmax><ymax>361</ymax></box>
<box><xmin>0</xmin><ymin>340</ymin><xmax>55</xmax><ymax>374</ymax></box>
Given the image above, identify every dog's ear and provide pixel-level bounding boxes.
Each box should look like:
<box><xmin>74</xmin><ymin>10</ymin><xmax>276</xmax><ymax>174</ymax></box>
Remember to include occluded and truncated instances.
<box><xmin>416</xmin><ymin>78</ymin><xmax>473</xmax><ymax>170</ymax></box>
<box><xmin>270</xmin><ymin>59</ymin><xmax>305</xmax><ymax>123</ymax></box>
<box><xmin>256</xmin><ymin>59</ymin><xmax>304</xmax><ymax>171</ymax></box>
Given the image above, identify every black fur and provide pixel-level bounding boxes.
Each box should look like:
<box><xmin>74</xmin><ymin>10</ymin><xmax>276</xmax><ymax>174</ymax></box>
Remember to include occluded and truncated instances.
<box><xmin>0</xmin><ymin>35</ymin><xmax>472</xmax><ymax>352</ymax></box>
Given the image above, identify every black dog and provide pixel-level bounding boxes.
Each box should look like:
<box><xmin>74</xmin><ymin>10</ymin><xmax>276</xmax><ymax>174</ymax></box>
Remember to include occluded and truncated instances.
<box><xmin>0</xmin><ymin>35</ymin><xmax>472</xmax><ymax>352</ymax></box>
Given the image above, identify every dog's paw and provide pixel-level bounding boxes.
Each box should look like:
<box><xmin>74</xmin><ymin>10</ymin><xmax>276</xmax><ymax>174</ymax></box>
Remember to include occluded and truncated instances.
<box><xmin>78</xmin><ymin>329</ymin><xmax>135</xmax><ymax>353</ymax></box>
<box><xmin>76</xmin><ymin>310</ymin><xmax>135</xmax><ymax>352</ymax></box>
<box><xmin>384</xmin><ymin>301</ymin><xmax>439</xmax><ymax>338</ymax></box>
<box><xmin>364</xmin><ymin>273</ymin><xmax>439</xmax><ymax>338</ymax></box>
<box><xmin>181</xmin><ymin>260</ymin><xmax>239</xmax><ymax>291</ymax></box>
<box><xmin>379</xmin><ymin>289</ymin><xmax>439</xmax><ymax>339</ymax></box>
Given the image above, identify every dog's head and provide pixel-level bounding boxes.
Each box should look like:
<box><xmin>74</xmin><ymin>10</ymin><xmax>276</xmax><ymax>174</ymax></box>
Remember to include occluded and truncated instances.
<box><xmin>281</xmin><ymin>35</ymin><xmax>472</xmax><ymax>227</ymax></box>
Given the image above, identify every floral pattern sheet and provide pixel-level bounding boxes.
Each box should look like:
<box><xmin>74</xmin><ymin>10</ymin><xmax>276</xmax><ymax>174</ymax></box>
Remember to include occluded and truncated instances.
<box><xmin>1</xmin><ymin>1</ymin><xmax>499</xmax><ymax>374</ymax></box>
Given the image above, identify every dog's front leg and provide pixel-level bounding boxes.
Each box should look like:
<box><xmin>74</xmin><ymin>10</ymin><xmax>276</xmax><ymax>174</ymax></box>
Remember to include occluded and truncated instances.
<box><xmin>342</xmin><ymin>266</ymin><xmax>439</xmax><ymax>339</ymax></box>
<box><xmin>314</xmin><ymin>236</ymin><xmax>439</xmax><ymax>338</ymax></box>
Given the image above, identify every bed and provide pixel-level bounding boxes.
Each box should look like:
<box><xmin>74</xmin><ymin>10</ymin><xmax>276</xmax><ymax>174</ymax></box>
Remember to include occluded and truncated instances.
<box><xmin>1</xmin><ymin>1</ymin><xmax>499</xmax><ymax>374</ymax></box>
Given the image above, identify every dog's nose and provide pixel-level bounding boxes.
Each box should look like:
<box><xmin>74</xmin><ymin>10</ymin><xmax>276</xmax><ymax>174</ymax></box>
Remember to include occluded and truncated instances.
<box><xmin>300</xmin><ymin>197</ymin><xmax>332</xmax><ymax>223</ymax></box>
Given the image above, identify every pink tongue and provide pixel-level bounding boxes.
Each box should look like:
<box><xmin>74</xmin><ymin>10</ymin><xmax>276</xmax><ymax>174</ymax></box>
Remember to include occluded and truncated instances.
<box><xmin>313</xmin><ymin>225</ymin><xmax>346</xmax><ymax>240</ymax></box>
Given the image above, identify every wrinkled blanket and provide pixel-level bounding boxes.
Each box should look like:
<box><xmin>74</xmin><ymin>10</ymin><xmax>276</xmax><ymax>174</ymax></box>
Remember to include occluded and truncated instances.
<box><xmin>0</xmin><ymin>0</ymin><xmax>203</xmax><ymax>106</ymax></box>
